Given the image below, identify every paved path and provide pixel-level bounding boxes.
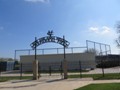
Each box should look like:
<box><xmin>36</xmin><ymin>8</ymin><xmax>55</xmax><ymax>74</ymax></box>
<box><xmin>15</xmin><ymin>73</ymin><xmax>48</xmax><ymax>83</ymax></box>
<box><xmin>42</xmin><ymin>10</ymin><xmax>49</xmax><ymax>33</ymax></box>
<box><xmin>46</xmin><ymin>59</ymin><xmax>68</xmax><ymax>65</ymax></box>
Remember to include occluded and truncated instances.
<box><xmin>0</xmin><ymin>77</ymin><xmax>120</xmax><ymax>90</ymax></box>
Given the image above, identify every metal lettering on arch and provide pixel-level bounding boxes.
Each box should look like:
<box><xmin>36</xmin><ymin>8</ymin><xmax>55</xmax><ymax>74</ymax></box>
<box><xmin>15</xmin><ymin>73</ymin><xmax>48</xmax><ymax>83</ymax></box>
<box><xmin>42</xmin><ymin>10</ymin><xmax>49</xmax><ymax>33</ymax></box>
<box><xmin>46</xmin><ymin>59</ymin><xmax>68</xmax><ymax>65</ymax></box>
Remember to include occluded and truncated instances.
<box><xmin>30</xmin><ymin>31</ymin><xmax>70</xmax><ymax>49</ymax></box>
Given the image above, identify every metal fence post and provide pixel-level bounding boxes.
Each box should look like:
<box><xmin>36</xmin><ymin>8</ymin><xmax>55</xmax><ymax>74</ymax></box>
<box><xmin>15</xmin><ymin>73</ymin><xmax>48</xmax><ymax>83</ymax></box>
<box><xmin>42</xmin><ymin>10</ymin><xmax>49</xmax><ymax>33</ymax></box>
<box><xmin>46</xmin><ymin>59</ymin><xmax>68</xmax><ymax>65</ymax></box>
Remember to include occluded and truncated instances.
<box><xmin>20</xmin><ymin>63</ymin><xmax>22</xmax><ymax>80</ymax></box>
<box><xmin>118</xmin><ymin>55</ymin><xmax>120</xmax><ymax>76</ymax></box>
<box><xmin>60</xmin><ymin>61</ymin><xmax>63</xmax><ymax>76</ymax></box>
<box><xmin>49</xmin><ymin>66</ymin><xmax>51</xmax><ymax>76</ymax></box>
<box><xmin>79</xmin><ymin>61</ymin><xmax>82</xmax><ymax>78</ymax></box>
<box><xmin>38</xmin><ymin>62</ymin><xmax>41</xmax><ymax>78</ymax></box>
<box><xmin>101</xmin><ymin>59</ymin><xmax>105</xmax><ymax>77</ymax></box>
<box><xmin>0</xmin><ymin>62</ymin><xmax>1</xmax><ymax>76</ymax></box>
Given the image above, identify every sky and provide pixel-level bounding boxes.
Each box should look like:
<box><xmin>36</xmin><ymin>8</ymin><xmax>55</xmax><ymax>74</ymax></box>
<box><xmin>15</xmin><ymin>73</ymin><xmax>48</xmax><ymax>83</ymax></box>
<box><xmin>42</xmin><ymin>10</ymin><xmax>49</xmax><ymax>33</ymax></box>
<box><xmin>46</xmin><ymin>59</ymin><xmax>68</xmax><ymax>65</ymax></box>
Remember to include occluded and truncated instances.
<box><xmin>0</xmin><ymin>0</ymin><xmax>120</xmax><ymax>58</ymax></box>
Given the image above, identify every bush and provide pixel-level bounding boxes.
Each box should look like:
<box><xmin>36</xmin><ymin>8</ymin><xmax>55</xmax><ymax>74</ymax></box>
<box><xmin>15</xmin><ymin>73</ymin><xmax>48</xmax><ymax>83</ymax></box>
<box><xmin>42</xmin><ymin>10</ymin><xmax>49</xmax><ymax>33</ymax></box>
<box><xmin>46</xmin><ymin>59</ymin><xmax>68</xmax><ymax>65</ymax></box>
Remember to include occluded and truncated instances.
<box><xmin>96</xmin><ymin>61</ymin><xmax>119</xmax><ymax>68</ymax></box>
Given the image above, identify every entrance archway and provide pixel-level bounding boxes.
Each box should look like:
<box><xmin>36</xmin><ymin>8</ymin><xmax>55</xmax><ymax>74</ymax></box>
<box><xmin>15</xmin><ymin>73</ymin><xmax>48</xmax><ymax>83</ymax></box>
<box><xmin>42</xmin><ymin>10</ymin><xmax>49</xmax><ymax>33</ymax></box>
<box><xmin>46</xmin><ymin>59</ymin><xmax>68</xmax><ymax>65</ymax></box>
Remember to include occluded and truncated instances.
<box><xmin>30</xmin><ymin>31</ymin><xmax>70</xmax><ymax>80</ymax></box>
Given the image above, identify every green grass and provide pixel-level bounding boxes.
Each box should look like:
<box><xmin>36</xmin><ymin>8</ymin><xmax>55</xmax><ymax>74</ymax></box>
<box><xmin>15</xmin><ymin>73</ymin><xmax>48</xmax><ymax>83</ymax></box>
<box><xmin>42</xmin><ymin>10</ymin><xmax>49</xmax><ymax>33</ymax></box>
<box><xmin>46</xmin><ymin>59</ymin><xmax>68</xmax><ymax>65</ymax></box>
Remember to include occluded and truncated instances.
<box><xmin>75</xmin><ymin>83</ymin><xmax>120</xmax><ymax>90</ymax></box>
<box><xmin>24</xmin><ymin>70</ymin><xmax>89</xmax><ymax>74</ymax></box>
<box><xmin>0</xmin><ymin>76</ymin><xmax>33</xmax><ymax>82</ymax></box>
<box><xmin>0</xmin><ymin>73</ymin><xmax>120</xmax><ymax>82</ymax></box>
<box><xmin>68</xmin><ymin>73</ymin><xmax>120</xmax><ymax>80</ymax></box>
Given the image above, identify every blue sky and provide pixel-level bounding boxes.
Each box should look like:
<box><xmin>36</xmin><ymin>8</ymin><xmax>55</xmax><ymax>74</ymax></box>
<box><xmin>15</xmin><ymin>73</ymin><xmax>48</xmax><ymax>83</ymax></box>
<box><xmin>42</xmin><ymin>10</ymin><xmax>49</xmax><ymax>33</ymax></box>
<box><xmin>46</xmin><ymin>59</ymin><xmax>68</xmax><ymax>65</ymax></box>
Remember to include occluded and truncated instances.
<box><xmin>0</xmin><ymin>0</ymin><xmax>120</xmax><ymax>58</ymax></box>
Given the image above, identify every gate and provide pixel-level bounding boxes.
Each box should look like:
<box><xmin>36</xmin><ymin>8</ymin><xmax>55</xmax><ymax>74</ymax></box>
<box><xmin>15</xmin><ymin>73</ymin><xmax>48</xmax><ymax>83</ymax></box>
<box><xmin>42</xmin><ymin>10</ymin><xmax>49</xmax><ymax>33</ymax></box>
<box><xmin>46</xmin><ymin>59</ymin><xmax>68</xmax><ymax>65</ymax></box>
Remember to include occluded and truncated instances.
<box><xmin>38</xmin><ymin>62</ymin><xmax>63</xmax><ymax>78</ymax></box>
<box><xmin>30</xmin><ymin>31</ymin><xmax>70</xmax><ymax>79</ymax></box>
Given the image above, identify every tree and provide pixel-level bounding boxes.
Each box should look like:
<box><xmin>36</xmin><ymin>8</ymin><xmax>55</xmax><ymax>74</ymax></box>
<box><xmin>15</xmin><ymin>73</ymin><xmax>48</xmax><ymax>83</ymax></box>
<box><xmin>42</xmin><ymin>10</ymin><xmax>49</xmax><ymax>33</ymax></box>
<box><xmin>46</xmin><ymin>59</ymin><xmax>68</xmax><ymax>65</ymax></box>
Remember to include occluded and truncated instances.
<box><xmin>84</xmin><ymin>48</ymin><xmax>99</xmax><ymax>55</ymax></box>
<box><xmin>14</xmin><ymin>60</ymin><xmax>20</xmax><ymax>70</ymax></box>
<box><xmin>115</xmin><ymin>21</ymin><xmax>120</xmax><ymax>48</ymax></box>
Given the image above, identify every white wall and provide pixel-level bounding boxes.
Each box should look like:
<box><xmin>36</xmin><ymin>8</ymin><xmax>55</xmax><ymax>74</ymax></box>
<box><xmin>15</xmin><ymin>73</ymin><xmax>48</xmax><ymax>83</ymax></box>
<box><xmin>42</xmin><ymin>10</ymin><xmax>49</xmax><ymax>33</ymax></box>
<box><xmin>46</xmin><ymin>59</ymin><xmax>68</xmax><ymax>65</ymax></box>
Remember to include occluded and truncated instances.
<box><xmin>20</xmin><ymin>53</ymin><xmax>96</xmax><ymax>71</ymax></box>
<box><xmin>21</xmin><ymin>53</ymin><xmax>95</xmax><ymax>62</ymax></box>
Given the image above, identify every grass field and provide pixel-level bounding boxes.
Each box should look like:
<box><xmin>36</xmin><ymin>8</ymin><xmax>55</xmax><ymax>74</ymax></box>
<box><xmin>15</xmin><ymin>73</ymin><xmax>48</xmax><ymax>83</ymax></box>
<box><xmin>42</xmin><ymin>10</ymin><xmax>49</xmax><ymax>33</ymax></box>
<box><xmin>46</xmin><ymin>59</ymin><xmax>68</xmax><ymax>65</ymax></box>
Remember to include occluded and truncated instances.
<box><xmin>75</xmin><ymin>83</ymin><xmax>120</xmax><ymax>90</ymax></box>
<box><xmin>24</xmin><ymin>70</ymin><xmax>89</xmax><ymax>74</ymax></box>
<box><xmin>68</xmin><ymin>73</ymin><xmax>120</xmax><ymax>80</ymax></box>
<box><xmin>0</xmin><ymin>73</ymin><xmax>120</xmax><ymax>82</ymax></box>
<box><xmin>0</xmin><ymin>76</ymin><xmax>32</xmax><ymax>82</ymax></box>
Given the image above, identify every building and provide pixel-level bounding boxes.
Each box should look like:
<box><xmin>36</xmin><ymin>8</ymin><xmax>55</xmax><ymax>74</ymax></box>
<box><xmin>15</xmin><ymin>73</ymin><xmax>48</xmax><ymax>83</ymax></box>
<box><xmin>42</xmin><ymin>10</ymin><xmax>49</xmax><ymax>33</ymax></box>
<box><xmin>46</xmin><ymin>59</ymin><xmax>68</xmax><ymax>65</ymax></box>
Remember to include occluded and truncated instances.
<box><xmin>0</xmin><ymin>61</ymin><xmax>15</xmax><ymax>71</ymax></box>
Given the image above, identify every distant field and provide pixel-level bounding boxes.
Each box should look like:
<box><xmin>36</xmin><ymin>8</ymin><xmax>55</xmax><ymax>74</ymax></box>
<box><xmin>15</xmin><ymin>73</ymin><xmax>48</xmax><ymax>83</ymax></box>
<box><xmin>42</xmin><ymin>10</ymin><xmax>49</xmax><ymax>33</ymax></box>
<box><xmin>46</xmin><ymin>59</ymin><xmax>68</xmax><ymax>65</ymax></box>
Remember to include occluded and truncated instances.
<box><xmin>75</xmin><ymin>83</ymin><xmax>120</xmax><ymax>90</ymax></box>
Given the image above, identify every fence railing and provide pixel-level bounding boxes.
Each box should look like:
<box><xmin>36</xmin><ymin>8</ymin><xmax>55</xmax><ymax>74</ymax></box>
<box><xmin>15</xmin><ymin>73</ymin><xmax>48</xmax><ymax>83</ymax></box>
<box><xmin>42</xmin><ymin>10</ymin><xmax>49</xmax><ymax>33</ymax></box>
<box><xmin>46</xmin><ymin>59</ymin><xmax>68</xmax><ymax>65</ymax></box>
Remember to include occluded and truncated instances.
<box><xmin>0</xmin><ymin>60</ymin><xmax>120</xmax><ymax>80</ymax></box>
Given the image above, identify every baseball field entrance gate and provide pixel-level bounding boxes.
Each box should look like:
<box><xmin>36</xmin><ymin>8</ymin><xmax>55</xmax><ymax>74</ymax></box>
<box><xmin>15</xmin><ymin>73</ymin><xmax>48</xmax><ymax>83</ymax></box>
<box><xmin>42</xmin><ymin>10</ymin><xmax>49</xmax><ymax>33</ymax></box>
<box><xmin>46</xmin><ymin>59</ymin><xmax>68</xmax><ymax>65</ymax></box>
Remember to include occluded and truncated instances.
<box><xmin>30</xmin><ymin>31</ymin><xmax>70</xmax><ymax>80</ymax></box>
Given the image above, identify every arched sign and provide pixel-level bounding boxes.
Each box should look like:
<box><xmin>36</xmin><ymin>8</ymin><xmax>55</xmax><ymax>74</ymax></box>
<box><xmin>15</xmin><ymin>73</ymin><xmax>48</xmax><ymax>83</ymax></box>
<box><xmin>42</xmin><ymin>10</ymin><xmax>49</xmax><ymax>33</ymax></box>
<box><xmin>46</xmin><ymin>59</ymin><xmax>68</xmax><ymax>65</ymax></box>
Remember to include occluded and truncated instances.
<box><xmin>30</xmin><ymin>31</ymin><xmax>70</xmax><ymax>49</ymax></box>
<box><xmin>30</xmin><ymin>31</ymin><xmax>70</xmax><ymax>79</ymax></box>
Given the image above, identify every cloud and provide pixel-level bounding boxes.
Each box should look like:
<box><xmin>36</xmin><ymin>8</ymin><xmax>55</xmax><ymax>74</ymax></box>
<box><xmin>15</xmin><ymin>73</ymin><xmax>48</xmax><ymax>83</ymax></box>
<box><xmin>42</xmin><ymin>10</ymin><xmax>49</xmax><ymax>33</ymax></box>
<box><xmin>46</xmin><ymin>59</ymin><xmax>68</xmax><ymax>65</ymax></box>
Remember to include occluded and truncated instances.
<box><xmin>89</xmin><ymin>27</ymin><xmax>99</xmax><ymax>33</ymax></box>
<box><xmin>89</xmin><ymin>26</ymin><xmax>111</xmax><ymax>35</ymax></box>
<box><xmin>24</xmin><ymin>0</ymin><xmax>49</xmax><ymax>3</ymax></box>
<box><xmin>101</xmin><ymin>26</ymin><xmax>110</xmax><ymax>34</ymax></box>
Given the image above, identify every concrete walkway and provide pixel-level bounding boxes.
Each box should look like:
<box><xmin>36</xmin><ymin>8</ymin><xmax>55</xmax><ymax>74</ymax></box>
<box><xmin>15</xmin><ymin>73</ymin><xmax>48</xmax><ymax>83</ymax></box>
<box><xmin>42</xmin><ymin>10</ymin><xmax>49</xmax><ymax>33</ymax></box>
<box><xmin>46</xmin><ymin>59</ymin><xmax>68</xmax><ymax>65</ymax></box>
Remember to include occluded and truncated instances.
<box><xmin>0</xmin><ymin>77</ymin><xmax>120</xmax><ymax>90</ymax></box>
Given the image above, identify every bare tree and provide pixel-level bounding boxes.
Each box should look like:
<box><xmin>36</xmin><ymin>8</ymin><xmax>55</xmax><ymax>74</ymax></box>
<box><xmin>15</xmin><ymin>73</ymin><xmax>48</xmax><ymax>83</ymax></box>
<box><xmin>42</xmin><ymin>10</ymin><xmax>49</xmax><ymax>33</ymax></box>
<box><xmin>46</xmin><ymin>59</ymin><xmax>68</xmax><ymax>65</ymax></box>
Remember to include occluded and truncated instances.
<box><xmin>84</xmin><ymin>48</ymin><xmax>99</xmax><ymax>55</ymax></box>
<box><xmin>115</xmin><ymin>21</ymin><xmax>120</xmax><ymax>48</ymax></box>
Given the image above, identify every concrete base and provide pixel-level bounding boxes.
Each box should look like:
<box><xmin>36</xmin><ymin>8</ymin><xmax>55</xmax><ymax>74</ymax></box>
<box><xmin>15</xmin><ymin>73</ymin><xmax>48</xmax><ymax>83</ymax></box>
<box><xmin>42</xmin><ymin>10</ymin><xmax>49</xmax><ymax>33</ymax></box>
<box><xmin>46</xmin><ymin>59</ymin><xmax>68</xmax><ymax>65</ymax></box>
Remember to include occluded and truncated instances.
<box><xmin>33</xmin><ymin>60</ymin><xmax>38</xmax><ymax>80</ymax></box>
